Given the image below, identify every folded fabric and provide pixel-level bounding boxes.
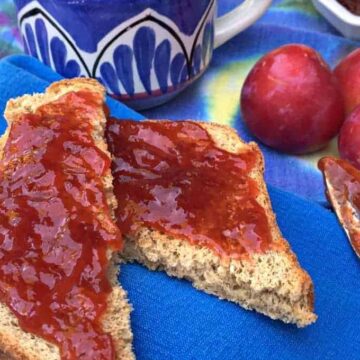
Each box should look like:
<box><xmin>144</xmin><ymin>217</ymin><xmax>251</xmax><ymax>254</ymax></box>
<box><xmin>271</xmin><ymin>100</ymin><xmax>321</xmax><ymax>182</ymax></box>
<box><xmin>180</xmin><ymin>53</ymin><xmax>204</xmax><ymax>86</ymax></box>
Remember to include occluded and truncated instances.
<box><xmin>0</xmin><ymin>55</ymin><xmax>359</xmax><ymax>360</ymax></box>
<box><xmin>0</xmin><ymin>55</ymin><xmax>142</xmax><ymax>133</ymax></box>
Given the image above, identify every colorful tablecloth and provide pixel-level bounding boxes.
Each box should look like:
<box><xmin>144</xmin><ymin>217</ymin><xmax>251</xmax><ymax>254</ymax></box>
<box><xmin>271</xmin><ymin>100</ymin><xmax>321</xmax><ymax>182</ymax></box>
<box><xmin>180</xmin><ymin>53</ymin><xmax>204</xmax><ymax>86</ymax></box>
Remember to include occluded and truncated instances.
<box><xmin>1</xmin><ymin>0</ymin><xmax>359</xmax><ymax>203</ymax></box>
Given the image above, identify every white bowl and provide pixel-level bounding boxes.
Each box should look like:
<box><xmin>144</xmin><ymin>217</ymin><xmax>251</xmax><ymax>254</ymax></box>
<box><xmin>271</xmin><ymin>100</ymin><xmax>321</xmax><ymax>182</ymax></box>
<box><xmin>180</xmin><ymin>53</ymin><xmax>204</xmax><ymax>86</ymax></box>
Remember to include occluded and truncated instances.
<box><xmin>312</xmin><ymin>0</ymin><xmax>360</xmax><ymax>40</ymax></box>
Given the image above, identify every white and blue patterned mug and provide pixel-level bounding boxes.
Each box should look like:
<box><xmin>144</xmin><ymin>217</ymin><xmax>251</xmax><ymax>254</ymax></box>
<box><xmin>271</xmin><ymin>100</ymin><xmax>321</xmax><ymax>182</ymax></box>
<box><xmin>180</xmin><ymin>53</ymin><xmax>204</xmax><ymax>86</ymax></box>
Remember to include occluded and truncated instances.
<box><xmin>14</xmin><ymin>0</ymin><xmax>271</xmax><ymax>110</ymax></box>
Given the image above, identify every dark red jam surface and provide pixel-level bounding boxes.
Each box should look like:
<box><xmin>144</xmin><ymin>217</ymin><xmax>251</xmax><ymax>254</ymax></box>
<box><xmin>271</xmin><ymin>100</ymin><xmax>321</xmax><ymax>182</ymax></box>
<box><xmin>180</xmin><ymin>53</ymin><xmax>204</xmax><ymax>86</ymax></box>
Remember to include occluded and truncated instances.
<box><xmin>106</xmin><ymin>119</ymin><xmax>274</xmax><ymax>259</ymax></box>
<box><xmin>337</xmin><ymin>0</ymin><xmax>360</xmax><ymax>15</ymax></box>
<box><xmin>0</xmin><ymin>91</ymin><xmax>122</xmax><ymax>360</ymax></box>
<box><xmin>319</xmin><ymin>156</ymin><xmax>360</xmax><ymax>254</ymax></box>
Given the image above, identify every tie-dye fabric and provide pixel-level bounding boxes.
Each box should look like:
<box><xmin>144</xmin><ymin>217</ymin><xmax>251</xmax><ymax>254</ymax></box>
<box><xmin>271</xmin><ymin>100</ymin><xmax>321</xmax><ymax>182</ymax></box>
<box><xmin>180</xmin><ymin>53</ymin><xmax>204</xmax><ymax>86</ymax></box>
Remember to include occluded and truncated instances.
<box><xmin>0</xmin><ymin>0</ymin><xmax>22</xmax><ymax>57</ymax></box>
<box><xmin>0</xmin><ymin>0</ymin><xmax>358</xmax><ymax>203</ymax></box>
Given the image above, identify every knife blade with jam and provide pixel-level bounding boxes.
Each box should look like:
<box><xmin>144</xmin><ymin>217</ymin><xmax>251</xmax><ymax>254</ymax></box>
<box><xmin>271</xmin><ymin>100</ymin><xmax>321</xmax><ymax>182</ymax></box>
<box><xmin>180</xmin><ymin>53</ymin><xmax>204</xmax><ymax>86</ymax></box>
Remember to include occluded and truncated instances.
<box><xmin>319</xmin><ymin>156</ymin><xmax>360</xmax><ymax>257</ymax></box>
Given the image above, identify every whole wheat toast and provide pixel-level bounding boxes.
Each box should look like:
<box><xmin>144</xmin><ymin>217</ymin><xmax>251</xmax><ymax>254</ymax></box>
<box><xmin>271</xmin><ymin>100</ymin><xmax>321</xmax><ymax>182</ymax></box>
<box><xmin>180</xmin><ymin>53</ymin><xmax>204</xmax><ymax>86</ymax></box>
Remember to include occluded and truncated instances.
<box><xmin>0</xmin><ymin>79</ymin><xmax>134</xmax><ymax>360</ymax></box>
<box><xmin>115</xmin><ymin>120</ymin><xmax>316</xmax><ymax>327</ymax></box>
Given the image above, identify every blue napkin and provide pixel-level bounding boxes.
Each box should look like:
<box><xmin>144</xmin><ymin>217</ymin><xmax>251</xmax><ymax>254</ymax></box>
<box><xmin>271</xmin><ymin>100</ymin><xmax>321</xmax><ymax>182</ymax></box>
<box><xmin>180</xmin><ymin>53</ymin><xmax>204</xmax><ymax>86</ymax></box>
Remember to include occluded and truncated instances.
<box><xmin>1</xmin><ymin>55</ymin><xmax>359</xmax><ymax>360</ymax></box>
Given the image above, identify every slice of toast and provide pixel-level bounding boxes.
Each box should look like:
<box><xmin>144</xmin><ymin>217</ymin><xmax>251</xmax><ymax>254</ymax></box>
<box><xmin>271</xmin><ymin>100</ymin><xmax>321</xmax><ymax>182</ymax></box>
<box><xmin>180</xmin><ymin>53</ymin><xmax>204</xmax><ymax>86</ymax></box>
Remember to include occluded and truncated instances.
<box><xmin>109</xmin><ymin>120</ymin><xmax>316</xmax><ymax>327</ymax></box>
<box><xmin>0</xmin><ymin>79</ymin><xmax>134</xmax><ymax>359</ymax></box>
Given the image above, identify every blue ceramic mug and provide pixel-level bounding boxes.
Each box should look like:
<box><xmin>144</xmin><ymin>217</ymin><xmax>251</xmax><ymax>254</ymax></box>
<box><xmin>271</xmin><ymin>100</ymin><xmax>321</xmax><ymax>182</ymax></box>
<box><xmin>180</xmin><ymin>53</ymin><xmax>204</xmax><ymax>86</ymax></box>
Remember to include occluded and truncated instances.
<box><xmin>14</xmin><ymin>0</ymin><xmax>271</xmax><ymax>110</ymax></box>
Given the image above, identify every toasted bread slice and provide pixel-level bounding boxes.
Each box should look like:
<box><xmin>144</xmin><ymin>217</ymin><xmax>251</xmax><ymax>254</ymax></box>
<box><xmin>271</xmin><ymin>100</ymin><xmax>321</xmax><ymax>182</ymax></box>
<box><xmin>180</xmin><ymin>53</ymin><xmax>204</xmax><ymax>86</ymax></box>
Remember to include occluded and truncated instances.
<box><xmin>0</xmin><ymin>79</ymin><xmax>134</xmax><ymax>360</ymax></box>
<box><xmin>115</xmin><ymin>120</ymin><xmax>316</xmax><ymax>327</ymax></box>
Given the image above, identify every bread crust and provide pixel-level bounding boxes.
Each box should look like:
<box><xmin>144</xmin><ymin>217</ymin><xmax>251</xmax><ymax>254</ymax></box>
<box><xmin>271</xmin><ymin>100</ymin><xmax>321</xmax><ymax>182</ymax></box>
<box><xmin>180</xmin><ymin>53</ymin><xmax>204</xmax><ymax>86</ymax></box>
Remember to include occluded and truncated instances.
<box><xmin>121</xmin><ymin>120</ymin><xmax>316</xmax><ymax>327</ymax></box>
<box><xmin>0</xmin><ymin>79</ymin><xmax>134</xmax><ymax>359</ymax></box>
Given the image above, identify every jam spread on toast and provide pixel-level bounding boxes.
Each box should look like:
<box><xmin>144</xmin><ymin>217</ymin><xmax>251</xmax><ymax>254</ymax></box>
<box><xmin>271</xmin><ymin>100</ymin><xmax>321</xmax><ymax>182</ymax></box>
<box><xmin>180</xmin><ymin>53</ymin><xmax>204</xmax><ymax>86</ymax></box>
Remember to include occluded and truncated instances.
<box><xmin>0</xmin><ymin>92</ymin><xmax>122</xmax><ymax>359</ymax></box>
<box><xmin>106</xmin><ymin>119</ymin><xmax>273</xmax><ymax>259</ymax></box>
<box><xmin>319</xmin><ymin>156</ymin><xmax>360</xmax><ymax>255</ymax></box>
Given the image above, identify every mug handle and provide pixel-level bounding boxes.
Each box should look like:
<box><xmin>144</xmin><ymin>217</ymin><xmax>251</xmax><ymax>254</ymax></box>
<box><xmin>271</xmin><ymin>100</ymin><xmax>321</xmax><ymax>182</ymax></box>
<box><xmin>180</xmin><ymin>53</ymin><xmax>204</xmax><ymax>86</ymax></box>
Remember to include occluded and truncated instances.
<box><xmin>214</xmin><ymin>0</ymin><xmax>272</xmax><ymax>48</ymax></box>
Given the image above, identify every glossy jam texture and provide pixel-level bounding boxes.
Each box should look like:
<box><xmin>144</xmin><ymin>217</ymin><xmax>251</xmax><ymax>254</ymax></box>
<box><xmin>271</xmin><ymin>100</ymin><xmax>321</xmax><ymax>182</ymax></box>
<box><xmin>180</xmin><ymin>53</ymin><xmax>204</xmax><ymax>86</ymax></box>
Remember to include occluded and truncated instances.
<box><xmin>319</xmin><ymin>156</ymin><xmax>360</xmax><ymax>253</ymax></box>
<box><xmin>0</xmin><ymin>92</ymin><xmax>122</xmax><ymax>360</ymax></box>
<box><xmin>106</xmin><ymin>119</ymin><xmax>273</xmax><ymax>258</ymax></box>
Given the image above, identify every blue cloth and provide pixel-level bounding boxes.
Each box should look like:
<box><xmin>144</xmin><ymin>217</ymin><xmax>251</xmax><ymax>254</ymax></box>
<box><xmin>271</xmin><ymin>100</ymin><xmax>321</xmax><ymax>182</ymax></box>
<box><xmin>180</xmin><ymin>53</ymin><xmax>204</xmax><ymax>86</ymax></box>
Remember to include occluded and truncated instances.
<box><xmin>0</xmin><ymin>55</ymin><xmax>359</xmax><ymax>360</ymax></box>
<box><xmin>0</xmin><ymin>55</ymin><xmax>142</xmax><ymax>130</ymax></box>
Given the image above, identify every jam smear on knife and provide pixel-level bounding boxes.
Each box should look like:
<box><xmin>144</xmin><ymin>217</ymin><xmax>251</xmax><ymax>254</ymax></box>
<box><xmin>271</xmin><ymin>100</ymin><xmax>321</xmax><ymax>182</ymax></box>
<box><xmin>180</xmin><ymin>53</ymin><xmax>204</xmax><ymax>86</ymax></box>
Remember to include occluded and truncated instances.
<box><xmin>319</xmin><ymin>156</ymin><xmax>360</xmax><ymax>256</ymax></box>
<box><xmin>337</xmin><ymin>0</ymin><xmax>360</xmax><ymax>15</ymax></box>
